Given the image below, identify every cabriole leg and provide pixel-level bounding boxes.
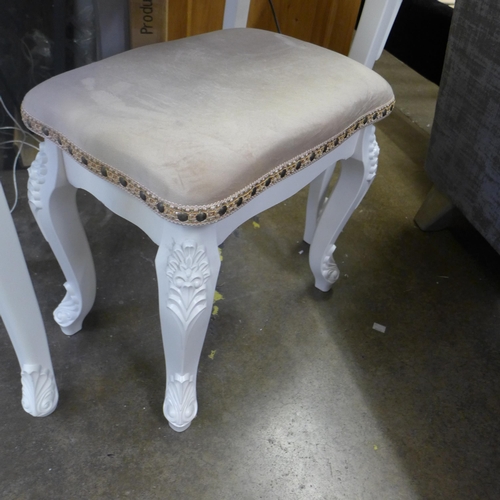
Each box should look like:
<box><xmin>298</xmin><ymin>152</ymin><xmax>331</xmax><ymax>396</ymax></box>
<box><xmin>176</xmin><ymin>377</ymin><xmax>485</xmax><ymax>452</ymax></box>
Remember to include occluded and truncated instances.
<box><xmin>303</xmin><ymin>162</ymin><xmax>337</xmax><ymax>244</ymax></box>
<box><xmin>155</xmin><ymin>223</ymin><xmax>221</xmax><ymax>432</ymax></box>
<box><xmin>28</xmin><ymin>140</ymin><xmax>96</xmax><ymax>335</ymax></box>
<box><xmin>309</xmin><ymin>125</ymin><xmax>379</xmax><ymax>292</ymax></box>
<box><xmin>0</xmin><ymin>183</ymin><xmax>58</xmax><ymax>417</ymax></box>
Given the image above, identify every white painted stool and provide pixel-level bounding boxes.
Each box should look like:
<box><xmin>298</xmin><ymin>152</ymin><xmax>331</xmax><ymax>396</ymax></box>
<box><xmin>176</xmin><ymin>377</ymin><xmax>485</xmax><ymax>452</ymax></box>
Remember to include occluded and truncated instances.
<box><xmin>0</xmin><ymin>182</ymin><xmax>58</xmax><ymax>417</ymax></box>
<box><xmin>21</xmin><ymin>0</ymin><xmax>402</xmax><ymax>431</ymax></box>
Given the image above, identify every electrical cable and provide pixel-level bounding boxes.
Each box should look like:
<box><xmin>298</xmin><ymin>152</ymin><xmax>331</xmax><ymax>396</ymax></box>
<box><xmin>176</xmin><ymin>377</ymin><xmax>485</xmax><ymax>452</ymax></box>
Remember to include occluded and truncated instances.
<box><xmin>267</xmin><ymin>0</ymin><xmax>281</xmax><ymax>34</ymax></box>
<box><xmin>0</xmin><ymin>93</ymin><xmax>40</xmax><ymax>213</ymax></box>
<box><xmin>0</xmin><ymin>96</ymin><xmax>39</xmax><ymax>141</ymax></box>
<box><xmin>8</xmin><ymin>145</ymin><xmax>23</xmax><ymax>213</ymax></box>
<box><xmin>0</xmin><ymin>140</ymin><xmax>39</xmax><ymax>150</ymax></box>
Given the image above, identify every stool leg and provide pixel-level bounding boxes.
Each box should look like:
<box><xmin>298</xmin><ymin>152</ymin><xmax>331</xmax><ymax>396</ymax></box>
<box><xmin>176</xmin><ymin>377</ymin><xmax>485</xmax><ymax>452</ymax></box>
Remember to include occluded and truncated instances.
<box><xmin>28</xmin><ymin>140</ymin><xmax>96</xmax><ymax>335</ymax></box>
<box><xmin>309</xmin><ymin>126</ymin><xmax>379</xmax><ymax>292</ymax></box>
<box><xmin>303</xmin><ymin>162</ymin><xmax>337</xmax><ymax>244</ymax></box>
<box><xmin>0</xmin><ymin>184</ymin><xmax>58</xmax><ymax>417</ymax></box>
<box><xmin>155</xmin><ymin>223</ymin><xmax>221</xmax><ymax>432</ymax></box>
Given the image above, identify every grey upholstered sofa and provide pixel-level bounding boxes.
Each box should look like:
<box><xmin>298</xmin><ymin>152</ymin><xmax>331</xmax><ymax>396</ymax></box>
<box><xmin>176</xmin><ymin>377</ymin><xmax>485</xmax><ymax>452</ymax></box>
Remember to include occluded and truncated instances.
<box><xmin>415</xmin><ymin>0</ymin><xmax>500</xmax><ymax>253</ymax></box>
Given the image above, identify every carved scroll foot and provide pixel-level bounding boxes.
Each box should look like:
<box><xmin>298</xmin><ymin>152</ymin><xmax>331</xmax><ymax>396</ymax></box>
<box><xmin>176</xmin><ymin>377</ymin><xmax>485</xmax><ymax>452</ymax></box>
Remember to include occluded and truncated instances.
<box><xmin>53</xmin><ymin>282</ymin><xmax>83</xmax><ymax>335</ymax></box>
<box><xmin>320</xmin><ymin>244</ymin><xmax>340</xmax><ymax>288</ymax></box>
<box><xmin>21</xmin><ymin>364</ymin><xmax>59</xmax><ymax>417</ymax></box>
<box><xmin>164</xmin><ymin>373</ymin><xmax>198</xmax><ymax>432</ymax></box>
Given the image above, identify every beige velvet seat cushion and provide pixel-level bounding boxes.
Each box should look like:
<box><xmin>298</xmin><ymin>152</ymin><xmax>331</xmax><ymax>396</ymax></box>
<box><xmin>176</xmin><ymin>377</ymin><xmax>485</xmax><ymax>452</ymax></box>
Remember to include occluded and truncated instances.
<box><xmin>22</xmin><ymin>28</ymin><xmax>394</xmax><ymax>225</ymax></box>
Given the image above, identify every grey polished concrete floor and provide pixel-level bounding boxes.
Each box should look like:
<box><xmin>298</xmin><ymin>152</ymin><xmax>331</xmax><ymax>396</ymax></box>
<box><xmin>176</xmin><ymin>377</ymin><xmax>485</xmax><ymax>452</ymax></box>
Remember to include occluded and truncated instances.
<box><xmin>1</xmin><ymin>55</ymin><xmax>500</xmax><ymax>499</ymax></box>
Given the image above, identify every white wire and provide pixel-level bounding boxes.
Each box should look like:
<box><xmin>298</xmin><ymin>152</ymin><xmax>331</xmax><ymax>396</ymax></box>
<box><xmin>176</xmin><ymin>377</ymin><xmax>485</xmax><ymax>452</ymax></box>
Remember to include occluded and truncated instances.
<box><xmin>0</xmin><ymin>139</ymin><xmax>40</xmax><ymax>150</ymax></box>
<box><xmin>0</xmin><ymin>139</ymin><xmax>40</xmax><ymax>212</ymax></box>
<box><xmin>0</xmin><ymin>95</ymin><xmax>39</xmax><ymax>142</ymax></box>
<box><xmin>0</xmin><ymin>94</ymin><xmax>41</xmax><ymax>212</ymax></box>
<box><xmin>9</xmin><ymin>144</ymin><xmax>23</xmax><ymax>213</ymax></box>
<box><xmin>1</xmin><ymin>126</ymin><xmax>21</xmax><ymax>133</ymax></box>
<box><xmin>0</xmin><ymin>95</ymin><xmax>25</xmax><ymax>131</ymax></box>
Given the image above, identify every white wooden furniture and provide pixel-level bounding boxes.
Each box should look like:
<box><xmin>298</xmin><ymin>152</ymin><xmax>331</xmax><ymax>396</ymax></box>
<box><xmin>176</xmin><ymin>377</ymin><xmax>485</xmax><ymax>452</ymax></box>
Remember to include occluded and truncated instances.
<box><xmin>21</xmin><ymin>0</ymin><xmax>401</xmax><ymax>431</ymax></box>
<box><xmin>0</xmin><ymin>180</ymin><xmax>58</xmax><ymax>417</ymax></box>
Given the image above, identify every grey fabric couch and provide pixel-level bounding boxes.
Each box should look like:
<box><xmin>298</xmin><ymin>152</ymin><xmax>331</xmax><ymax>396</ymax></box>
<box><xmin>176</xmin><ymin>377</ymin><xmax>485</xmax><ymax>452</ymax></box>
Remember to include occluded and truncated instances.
<box><xmin>416</xmin><ymin>0</ymin><xmax>500</xmax><ymax>252</ymax></box>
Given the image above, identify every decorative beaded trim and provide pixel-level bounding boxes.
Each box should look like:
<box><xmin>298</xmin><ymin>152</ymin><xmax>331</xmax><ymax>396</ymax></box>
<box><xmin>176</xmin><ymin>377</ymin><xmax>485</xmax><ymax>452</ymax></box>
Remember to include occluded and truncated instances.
<box><xmin>21</xmin><ymin>99</ymin><xmax>394</xmax><ymax>226</ymax></box>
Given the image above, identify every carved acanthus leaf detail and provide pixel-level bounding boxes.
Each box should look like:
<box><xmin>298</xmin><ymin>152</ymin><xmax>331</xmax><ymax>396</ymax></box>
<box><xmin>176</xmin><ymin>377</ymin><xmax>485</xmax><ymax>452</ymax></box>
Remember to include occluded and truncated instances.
<box><xmin>27</xmin><ymin>142</ymin><xmax>48</xmax><ymax>212</ymax></box>
<box><xmin>54</xmin><ymin>282</ymin><xmax>81</xmax><ymax>328</ymax></box>
<box><xmin>367</xmin><ymin>132</ymin><xmax>380</xmax><ymax>182</ymax></box>
<box><xmin>166</xmin><ymin>241</ymin><xmax>210</xmax><ymax>331</ymax></box>
<box><xmin>321</xmin><ymin>244</ymin><xmax>340</xmax><ymax>284</ymax></box>
<box><xmin>164</xmin><ymin>373</ymin><xmax>197</xmax><ymax>431</ymax></box>
<box><xmin>21</xmin><ymin>364</ymin><xmax>58</xmax><ymax>417</ymax></box>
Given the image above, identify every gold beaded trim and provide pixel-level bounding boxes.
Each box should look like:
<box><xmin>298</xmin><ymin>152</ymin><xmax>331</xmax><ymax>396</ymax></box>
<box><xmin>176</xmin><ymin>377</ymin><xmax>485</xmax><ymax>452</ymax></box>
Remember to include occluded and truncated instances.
<box><xmin>21</xmin><ymin>99</ymin><xmax>394</xmax><ymax>225</ymax></box>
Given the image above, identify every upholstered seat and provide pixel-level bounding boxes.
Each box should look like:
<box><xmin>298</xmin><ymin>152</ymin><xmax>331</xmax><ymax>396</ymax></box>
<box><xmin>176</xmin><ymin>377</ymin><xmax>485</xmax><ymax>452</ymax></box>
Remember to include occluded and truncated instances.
<box><xmin>20</xmin><ymin>0</ymin><xmax>402</xmax><ymax>431</ymax></box>
<box><xmin>22</xmin><ymin>29</ymin><xmax>394</xmax><ymax>224</ymax></box>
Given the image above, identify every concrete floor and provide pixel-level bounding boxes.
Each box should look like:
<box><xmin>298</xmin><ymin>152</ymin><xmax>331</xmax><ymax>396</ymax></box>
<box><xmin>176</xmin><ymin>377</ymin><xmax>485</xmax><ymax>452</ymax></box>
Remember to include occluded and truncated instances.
<box><xmin>1</xmin><ymin>54</ymin><xmax>500</xmax><ymax>499</ymax></box>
